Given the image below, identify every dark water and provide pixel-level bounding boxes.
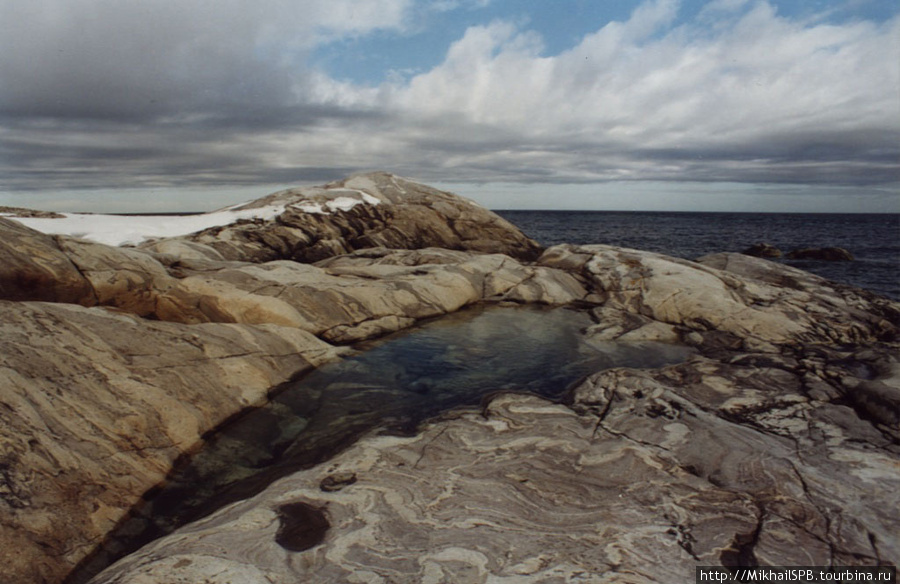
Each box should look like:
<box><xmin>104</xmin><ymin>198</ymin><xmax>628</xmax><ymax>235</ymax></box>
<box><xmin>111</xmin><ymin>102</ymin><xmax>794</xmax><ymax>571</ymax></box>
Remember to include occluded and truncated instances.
<box><xmin>497</xmin><ymin>211</ymin><xmax>900</xmax><ymax>300</ymax></box>
<box><xmin>77</xmin><ymin>304</ymin><xmax>692</xmax><ymax>582</ymax></box>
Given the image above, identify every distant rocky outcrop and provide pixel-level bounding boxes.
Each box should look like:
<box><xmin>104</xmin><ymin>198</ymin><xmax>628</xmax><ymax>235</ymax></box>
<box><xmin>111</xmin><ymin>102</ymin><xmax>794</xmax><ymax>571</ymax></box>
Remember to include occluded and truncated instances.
<box><xmin>786</xmin><ymin>246</ymin><xmax>855</xmax><ymax>261</ymax></box>
<box><xmin>0</xmin><ymin>206</ymin><xmax>66</xmax><ymax>218</ymax></box>
<box><xmin>741</xmin><ymin>242</ymin><xmax>782</xmax><ymax>258</ymax></box>
<box><xmin>0</xmin><ymin>174</ymin><xmax>897</xmax><ymax>584</ymax></box>
<box><xmin>142</xmin><ymin>172</ymin><xmax>542</xmax><ymax>263</ymax></box>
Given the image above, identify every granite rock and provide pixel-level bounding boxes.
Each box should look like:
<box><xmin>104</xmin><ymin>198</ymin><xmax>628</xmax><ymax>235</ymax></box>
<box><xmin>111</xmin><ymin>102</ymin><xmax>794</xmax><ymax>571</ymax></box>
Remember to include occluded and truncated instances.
<box><xmin>0</xmin><ymin>217</ymin><xmax>96</xmax><ymax>305</ymax></box>
<box><xmin>86</xmin><ymin>243</ymin><xmax>900</xmax><ymax>584</ymax></box>
<box><xmin>151</xmin><ymin>172</ymin><xmax>542</xmax><ymax>263</ymax></box>
<box><xmin>540</xmin><ymin>244</ymin><xmax>897</xmax><ymax>346</ymax></box>
<box><xmin>0</xmin><ymin>300</ymin><xmax>344</xmax><ymax>584</ymax></box>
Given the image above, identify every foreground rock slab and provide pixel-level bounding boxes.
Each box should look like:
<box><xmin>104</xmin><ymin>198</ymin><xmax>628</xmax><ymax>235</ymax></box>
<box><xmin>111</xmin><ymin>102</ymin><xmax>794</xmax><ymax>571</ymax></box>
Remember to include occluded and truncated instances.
<box><xmin>0</xmin><ymin>301</ymin><xmax>344</xmax><ymax>584</ymax></box>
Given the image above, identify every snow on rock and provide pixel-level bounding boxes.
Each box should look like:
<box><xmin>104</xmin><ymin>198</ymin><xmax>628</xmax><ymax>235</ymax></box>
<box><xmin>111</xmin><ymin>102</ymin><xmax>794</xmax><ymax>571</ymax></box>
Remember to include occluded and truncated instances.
<box><xmin>9</xmin><ymin>182</ymin><xmax>385</xmax><ymax>248</ymax></box>
<box><xmin>10</xmin><ymin>206</ymin><xmax>286</xmax><ymax>247</ymax></box>
<box><xmin>11</xmin><ymin>200</ymin><xmax>337</xmax><ymax>247</ymax></box>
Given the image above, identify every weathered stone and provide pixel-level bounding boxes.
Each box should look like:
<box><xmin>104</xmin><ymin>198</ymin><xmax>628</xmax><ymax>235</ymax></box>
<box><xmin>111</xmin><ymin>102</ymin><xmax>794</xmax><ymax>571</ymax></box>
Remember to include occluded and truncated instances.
<box><xmin>541</xmin><ymin>245</ymin><xmax>898</xmax><ymax>346</ymax></box>
<box><xmin>89</xmin><ymin>338</ymin><xmax>900</xmax><ymax>583</ymax></box>
<box><xmin>2</xmin><ymin>177</ymin><xmax>899</xmax><ymax>584</ymax></box>
<box><xmin>0</xmin><ymin>300</ymin><xmax>344</xmax><ymax>584</ymax></box>
<box><xmin>57</xmin><ymin>238</ymin><xmax>177</xmax><ymax>317</ymax></box>
<box><xmin>0</xmin><ymin>217</ymin><xmax>96</xmax><ymax>305</ymax></box>
<box><xmin>167</xmin><ymin>172</ymin><xmax>542</xmax><ymax>263</ymax></box>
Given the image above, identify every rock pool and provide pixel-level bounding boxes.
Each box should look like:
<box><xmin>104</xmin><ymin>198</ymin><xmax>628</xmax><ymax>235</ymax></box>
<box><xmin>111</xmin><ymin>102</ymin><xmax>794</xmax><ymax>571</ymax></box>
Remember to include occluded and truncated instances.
<box><xmin>76</xmin><ymin>303</ymin><xmax>693</xmax><ymax>581</ymax></box>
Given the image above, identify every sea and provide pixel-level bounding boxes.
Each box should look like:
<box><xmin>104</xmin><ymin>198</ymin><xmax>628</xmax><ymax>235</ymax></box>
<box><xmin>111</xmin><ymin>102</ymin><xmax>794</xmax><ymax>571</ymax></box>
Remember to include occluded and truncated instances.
<box><xmin>496</xmin><ymin>211</ymin><xmax>900</xmax><ymax>301</ymax></box>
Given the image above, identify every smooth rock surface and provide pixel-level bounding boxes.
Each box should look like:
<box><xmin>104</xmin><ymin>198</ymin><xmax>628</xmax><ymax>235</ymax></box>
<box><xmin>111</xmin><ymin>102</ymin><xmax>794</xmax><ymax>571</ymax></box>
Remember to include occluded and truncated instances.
<box><xmin>541</xmin><ymin>245</ymin><xmax>897</xmax><ymax>346</ymax></box>
<box><xmin>0</xmin><ymin>301</ymin><xmax>344</xmax><ymax>584</ymax></box>
<box><xmin>0</xmin><ymin>217</ymin><xmax>96</xmax><ymax>305</ymax></box>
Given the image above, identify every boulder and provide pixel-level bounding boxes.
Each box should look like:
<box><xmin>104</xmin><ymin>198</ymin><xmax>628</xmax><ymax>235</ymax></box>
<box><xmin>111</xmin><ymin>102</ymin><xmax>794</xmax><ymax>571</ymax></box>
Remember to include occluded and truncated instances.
<box><xmin>741</xmin><ymin>242</ymin><xmax>782</xmax><ymax>258</ymax></box>
<box><xmin>786</xmin><ymin>247</ymin><xmax>854</xmax><ymax>261</ymax></box>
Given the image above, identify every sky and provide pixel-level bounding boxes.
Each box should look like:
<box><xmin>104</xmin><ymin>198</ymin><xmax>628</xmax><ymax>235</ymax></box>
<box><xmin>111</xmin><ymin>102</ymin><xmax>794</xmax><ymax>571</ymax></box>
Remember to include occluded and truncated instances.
<box><xmin>0</xmin><ymin>0</ymin><xmax>898</xmax><ymax>213</ymax></box>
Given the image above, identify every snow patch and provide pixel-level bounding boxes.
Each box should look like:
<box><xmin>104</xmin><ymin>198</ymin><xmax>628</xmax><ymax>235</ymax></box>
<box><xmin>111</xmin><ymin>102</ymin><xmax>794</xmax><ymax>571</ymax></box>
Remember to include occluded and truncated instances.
<box><xmin>11</xmin><ymin>187</ymin><xmax>382</xmax><ymax>247</ymax></box>
<box><xmin>13</xmin><ymin>204</ymin><xmax>286</xmax><ymax>247</ymax></box>
<box><xmin>290</xmin><ymin>202</ymin><xmax>326</xmax><ymax>214</ymax></box>
<box><xmin>325</xmin><ymin>197</ymin><xmax>363</xmax><ymax>212</ymax></box>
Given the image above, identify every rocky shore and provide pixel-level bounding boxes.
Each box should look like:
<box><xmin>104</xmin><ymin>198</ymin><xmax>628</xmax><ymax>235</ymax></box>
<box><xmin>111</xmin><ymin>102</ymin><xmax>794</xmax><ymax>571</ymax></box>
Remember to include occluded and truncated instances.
<box><xmin>1</xmin><ymin>173</ymin><xmax>897</xmax><ymax>584</ymax></box>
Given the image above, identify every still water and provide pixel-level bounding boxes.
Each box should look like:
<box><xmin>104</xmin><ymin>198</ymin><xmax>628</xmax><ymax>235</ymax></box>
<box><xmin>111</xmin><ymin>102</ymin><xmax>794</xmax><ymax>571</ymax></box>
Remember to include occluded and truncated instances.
<box><xmin>77</xmin><ymin>304</ymin><xmax>692</xmax><ymax>582</ymax></box>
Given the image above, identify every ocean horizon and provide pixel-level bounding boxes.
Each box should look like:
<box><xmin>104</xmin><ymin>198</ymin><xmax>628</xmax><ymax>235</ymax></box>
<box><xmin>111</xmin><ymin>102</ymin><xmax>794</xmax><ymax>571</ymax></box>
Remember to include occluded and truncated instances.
<box><xmin>497</xmin><ymin>210</ymin><xmax>900</xmax><ymax>301</ymax></box>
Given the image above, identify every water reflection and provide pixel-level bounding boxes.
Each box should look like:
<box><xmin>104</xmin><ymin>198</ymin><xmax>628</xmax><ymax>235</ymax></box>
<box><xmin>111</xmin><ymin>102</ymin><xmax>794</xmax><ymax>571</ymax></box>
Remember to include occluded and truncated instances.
<box><xmin>79</xmin><ymin>304</ymin><xmax>692</xmax><ymax>582</ymax></box>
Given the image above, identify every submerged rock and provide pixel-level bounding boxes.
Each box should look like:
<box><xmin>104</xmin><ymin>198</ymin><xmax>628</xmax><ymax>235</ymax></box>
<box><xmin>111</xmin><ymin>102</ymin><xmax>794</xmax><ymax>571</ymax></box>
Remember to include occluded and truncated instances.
<box><xmin>741</xmin><ymin>242</ymin><xmax>782</xmax><ymax>258</ymax></box>
<box><xmin>786</xmin><ymin>247</ymin><xmax>855</xmax><ymax>261</ymax></box>
<box><xmin>89</xmin><ymin>343</ymin><xmax>900</xmax><ymax>582</ymax></box>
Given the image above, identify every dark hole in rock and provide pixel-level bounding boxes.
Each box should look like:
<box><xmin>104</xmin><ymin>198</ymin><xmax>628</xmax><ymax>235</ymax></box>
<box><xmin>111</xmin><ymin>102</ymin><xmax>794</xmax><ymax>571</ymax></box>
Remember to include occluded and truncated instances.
<box><xmin>275</xmin><ymin>502</ymin><xmax>330</xmax><ymax>552</ymax></box>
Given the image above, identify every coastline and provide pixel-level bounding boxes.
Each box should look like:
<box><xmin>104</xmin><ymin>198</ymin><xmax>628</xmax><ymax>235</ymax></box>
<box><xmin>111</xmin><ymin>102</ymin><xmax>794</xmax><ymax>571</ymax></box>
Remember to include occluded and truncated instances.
<box><xmin>1</xmin><ymin>173</ymin><xmax>898</xmax><ymax>584</ymax></box>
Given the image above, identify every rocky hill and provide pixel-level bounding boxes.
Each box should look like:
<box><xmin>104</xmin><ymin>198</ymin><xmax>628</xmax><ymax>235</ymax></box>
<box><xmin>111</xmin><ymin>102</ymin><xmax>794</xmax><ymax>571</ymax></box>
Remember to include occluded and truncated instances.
<box><xmin>0</xmin><ymin>173</ymin><xmax>897</xmax><ymax>584</ymax></box>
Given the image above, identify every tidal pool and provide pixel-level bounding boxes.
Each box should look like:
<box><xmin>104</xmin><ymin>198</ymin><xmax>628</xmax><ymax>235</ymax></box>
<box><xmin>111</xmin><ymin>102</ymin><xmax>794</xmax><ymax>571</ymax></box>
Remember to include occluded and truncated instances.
<box><xmin>77</xmin><ymin>303</ymin><xmax>692</xmax><ymax>582</ymax></box>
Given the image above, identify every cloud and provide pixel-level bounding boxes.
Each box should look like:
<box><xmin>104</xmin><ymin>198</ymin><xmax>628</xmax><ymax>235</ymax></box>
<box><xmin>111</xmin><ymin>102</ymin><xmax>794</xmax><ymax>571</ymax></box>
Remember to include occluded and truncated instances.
<box><xmin>385</xmin><ymin>0</ymin><xmax>900</xmax><ymax>184</ymax></box>
<box><xmin>0</xmin><ymin>0</ymin><xmax>411</xmax><ymax>120</ymax></box>
<box><xmin>0</xmin><ymin>0</ymin><xmax>897</xmax><ymax>198</ymax></box>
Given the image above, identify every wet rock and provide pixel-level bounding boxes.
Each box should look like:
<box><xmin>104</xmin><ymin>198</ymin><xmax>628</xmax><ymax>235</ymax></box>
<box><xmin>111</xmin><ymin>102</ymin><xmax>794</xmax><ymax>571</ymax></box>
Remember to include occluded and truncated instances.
<box><xmin>742</xmin><ymin>242</ymin><xmax>782</xmax><ymax>258</ymax></box>
<box><xmin>786</xmin><ymin>247</ymin><xmax>854</xmax><ymax>261</ymax></box>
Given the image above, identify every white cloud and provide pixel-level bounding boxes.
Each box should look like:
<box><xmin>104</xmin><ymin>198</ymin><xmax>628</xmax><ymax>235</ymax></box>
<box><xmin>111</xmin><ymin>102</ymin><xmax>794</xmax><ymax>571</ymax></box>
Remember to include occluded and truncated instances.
<box><xmin>375</xmin><ymin>0</ymin><xmax>900</xmax><ymax>184</ymax></box>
